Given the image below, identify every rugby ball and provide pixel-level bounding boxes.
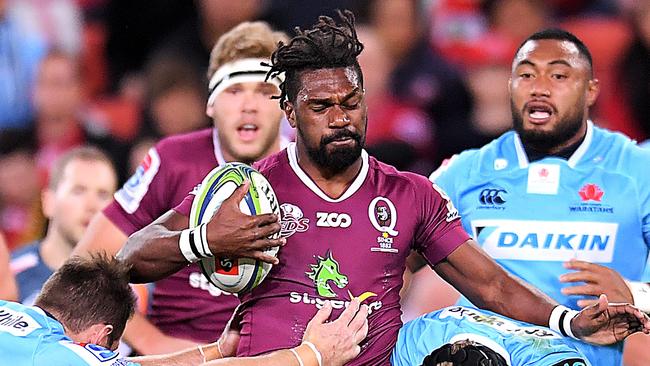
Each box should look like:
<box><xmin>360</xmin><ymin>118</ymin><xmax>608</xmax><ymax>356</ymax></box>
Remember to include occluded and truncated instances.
<box><xmin>189</xmin><ymin>163</ymin><xmax>280</xmax><ymax>294</ymax></box>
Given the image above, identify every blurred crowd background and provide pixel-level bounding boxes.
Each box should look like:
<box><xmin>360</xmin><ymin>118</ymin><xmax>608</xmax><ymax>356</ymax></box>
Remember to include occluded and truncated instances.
<box><xmin>1</xmin><ymin>0</ymin><xmax>649</xmax><ymax>252</ymax></box>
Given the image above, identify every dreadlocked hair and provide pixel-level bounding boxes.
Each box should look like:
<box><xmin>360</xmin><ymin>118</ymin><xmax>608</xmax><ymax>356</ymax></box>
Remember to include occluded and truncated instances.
<box><xmin>266</xmin><ymin>9</ymin><xmax>364</xmax><ymax>108</ymax></box>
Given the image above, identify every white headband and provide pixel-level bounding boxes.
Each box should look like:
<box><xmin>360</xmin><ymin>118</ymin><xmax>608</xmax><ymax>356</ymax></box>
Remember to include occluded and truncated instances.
<box><xmin>207</xmin><ymin>58</ymin><xmax>284</xmax><ymax>105</ymax></box>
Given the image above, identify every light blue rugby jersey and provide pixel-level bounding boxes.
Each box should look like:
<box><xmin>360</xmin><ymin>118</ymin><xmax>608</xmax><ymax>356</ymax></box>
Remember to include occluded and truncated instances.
<box><xmin>0</xmin><ymin>300</ymin><xmax>136</xmax><ymax>366</ymax></box>
<box><xmin>392</xmin><ymin>306</ymin><xmax>590</xmax><ymax>366</ymax></box>
<box><xmin>430</xmin><ymin>121</ymin><xmax>650</xmax><ymax>365</ymax></box>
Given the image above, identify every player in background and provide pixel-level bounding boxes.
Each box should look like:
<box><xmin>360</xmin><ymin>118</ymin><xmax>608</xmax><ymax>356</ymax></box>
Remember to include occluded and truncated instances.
<box><xmin>11</xmin><ymin>147</ymin><xmax>117</xmax><ymax>304</ymax></box>
<box><xmin>0</xmin><ymin>254</ymin><xmax>369</xmax><ymax>366</ymax></box>
<box><xmin>0</xmin><ymin>233</ymin><xmax>18</xmax><ymax>301</ymax></box>
<box><xmin>419</xmin><ymin>29</ymin><xmax>650</xmax><ymax>365</ymax></box>
<box><xmin>72</xmin><ymin>22</ymin><xmax>289</xmax><ymax>354</ymax></box>
<box><xmin>392</xmin><ymin>306</ymin><xmax>591</xmax><ymax>366</ymax></box>
<box><xmin>116</xmin><ymin>11</ymin><xmax>650</xmax><ymax>365</ymax></box>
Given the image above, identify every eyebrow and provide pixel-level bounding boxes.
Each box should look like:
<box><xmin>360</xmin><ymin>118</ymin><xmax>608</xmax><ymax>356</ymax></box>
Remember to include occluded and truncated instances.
<box><xmin>306</xmin><ymin>87</ymin><xmax>361</xmax><ymax>104</ymax></box>
<box><xmin>516</xmin><ymin>59</ymin><xmax>573</xmax><ymax>68</ymax></box>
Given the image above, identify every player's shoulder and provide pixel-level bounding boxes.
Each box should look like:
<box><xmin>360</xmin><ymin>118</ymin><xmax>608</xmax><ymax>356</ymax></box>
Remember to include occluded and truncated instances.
<box><xmin>253</xmin><ymin>148</ymin><xmax>289</xmax><ymax>176</ymax></box>
<box><xmin>590</xmin><ymin>125</ymin><xmax>650</xmax><ymax>174</ymax></box>
<box><xmin>368</xmin><ymin>156</ymin><xmax>430</xmax><ymax>191</ymax></box>
<box><xmin>154</xmin><ymin>127</ymin><xmax>214</xmax><ymax>158</ymax></box>
<box><xmin>36</xmin><ymin>340</ymin><xmax>132</xmax><ymax>366</ymax></box>
<box><xmin>430</xmin><ymin>132</ymin><xmax>514</xmax><ymax>182</ymax></box>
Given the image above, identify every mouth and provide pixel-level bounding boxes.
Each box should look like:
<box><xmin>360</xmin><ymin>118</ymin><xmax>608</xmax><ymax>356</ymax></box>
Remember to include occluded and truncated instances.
<box><xmin>237</xmin><ymin>123</ymin><xmax>259</xmax><ymax>142</ymax></box>
<box><xmin>525</xmin><ymin>101</ymin><xmax>555</xmax><ymax>125</ymax></box>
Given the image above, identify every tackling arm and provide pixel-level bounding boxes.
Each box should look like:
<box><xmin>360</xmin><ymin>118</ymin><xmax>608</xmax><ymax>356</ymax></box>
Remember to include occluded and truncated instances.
<box><xmin>435</xmin><ymin>239</ymin><xmax>557</xmax><ymax>326</ymax></box>
<box><xmin>435</xmin><ymin>240</ymin><xmax>650</xmax><ymax>344</ymax></box>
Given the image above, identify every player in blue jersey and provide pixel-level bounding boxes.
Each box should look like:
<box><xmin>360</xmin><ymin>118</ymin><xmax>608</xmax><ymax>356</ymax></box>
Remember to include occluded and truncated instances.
<box><xmin>392</xmin><ymin>306</ymin><xmax>590</xmax><ymax>366</ymax></box>
<box><xmin>0</xmin><ymin>254</ymin><xmax>369</xmax><ymax>366</ymax></box>
<box><xmin>422</xmin><ymin>28</ymin><xmax>650</xmax><ymax>365</ymax></box>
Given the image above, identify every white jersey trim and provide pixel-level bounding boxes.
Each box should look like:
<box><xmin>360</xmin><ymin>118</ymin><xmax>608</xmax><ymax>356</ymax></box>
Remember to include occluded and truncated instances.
<box><xmin>513</xmin><ymin>120</ymin><xmax>594</xmax><ymax>168</ymax></box>
<box><xmin>211</xmin><ymin>128</ymin><xmax>227</xmax><ymax>166</ymax></box>
<box><xmin>286</xmin><ymin>142</ymin><xmax>369</xmax><ymax>203</ymax></box>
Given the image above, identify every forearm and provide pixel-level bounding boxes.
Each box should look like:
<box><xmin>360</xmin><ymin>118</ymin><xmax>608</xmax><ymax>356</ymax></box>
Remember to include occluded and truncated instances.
<box><xmin>123</xmin><ymin>312</ymin><xmax>200</xmax><ymax>355</ymax></box>
<box><xmin>203</xmin><ymin>344</ymin><xmax>317</xmax><ymax>366</ymax></box>
<box><xmin>117</xmin><ymin>211</ymin><xmax>190</xmax><ymax>283</ymax></box>
<box><xmin>128</xmin><ymin>345</ymin><xmax>204</xmax><ymax>366</ymax></box>
<box><xmin>436</xmin><ymin>240</ymin><xmax>557</xmax><ymax>327</ymax></box>
<box><xmin>118</xmin><ymin>224</ymin><xmax>188</xmax><ymax>282</ymax></box>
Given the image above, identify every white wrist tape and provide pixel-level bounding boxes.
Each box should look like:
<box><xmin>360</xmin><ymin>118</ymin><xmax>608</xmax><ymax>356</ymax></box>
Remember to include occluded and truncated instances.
<box><xmin>179</xmin><ymin>224</ymin><xmax>211</xmax><ymax>263</ymax></box>
<box><xmin>549</xmin><ymin>305</ymin><xmax>579</xmax><ymax>339</ymax></box>
<box><xmin>626</xmin><ymin>280</ymin><xmax>650</xmax><ymax>314</ymax></box>
<box><xmin>302</xmin><ymin>341</ymin><xmax>323</xmax><ymax>366</ymax></box>
<box><xmin>289</xmin><ymin>348</ymin><xmax>305</xmax><ymax>366</ymax></box>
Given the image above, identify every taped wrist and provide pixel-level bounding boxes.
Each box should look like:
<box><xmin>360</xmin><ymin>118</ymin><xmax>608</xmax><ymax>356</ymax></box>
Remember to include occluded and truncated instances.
<box><xmin>626</xmin><ymin>280</ymin><xmax>650</xmax><ymax>314</ymax></box>
<box><xmin>549</xmin><ymin>305</ymin><xmax>579</xmax><ymax>339</ymax></box>
<box><xmin>179</xmin><ymin>223</ymin><xmax>211</xmax><ymax>263</ymax></box>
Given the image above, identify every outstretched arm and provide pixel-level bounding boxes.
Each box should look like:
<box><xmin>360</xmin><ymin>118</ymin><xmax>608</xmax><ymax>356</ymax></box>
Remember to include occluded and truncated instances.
<box><xmin>128</xmin><ymin>298</ymin><xmax>369</xmax><ymax>366</ymax></box>
<box><xmin>118</xmin><ymin>183</ymin><xmax>284</xmax><ymax>283</ymax></box>
<box><xmin>435</xmin><ymin>240</ymin><xmax>650</xmax><ymax>344</ymax></box>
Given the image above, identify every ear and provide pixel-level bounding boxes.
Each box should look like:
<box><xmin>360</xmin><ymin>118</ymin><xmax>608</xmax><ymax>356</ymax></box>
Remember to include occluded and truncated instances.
<box><xmin>507</xmin><ymin>77</ymin><xmax>513</xmax><ymax>95</ymax></box>
<box><xmin>206</xmin><ymin>101</ymin><xmax>214</xmax><ymax>118</ymax></box>
<box><xmin>586</xmin><ymin>78</ymin><xmax>600</xmax><ymax>107</ymax></box>
<box><xmin>88</xmin><ymin>323</ymin><xmax>114</xmax><ymax>349</ymax></box>
<box><xmin>41</xmin><ymin>189</ymin><xmax>55</xmax><ymax>219</ymax></box>
<box><xmin>284</xmin><ymin>101</ymin><xmax>297</xmax><ymax>128</ymax></box>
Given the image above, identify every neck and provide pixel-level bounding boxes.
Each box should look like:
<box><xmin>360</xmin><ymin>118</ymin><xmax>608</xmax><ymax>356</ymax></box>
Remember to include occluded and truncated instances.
<box><xmin>39</xmin><ymin>228</ymin><xmax>74</xmax><ymax>271</ymax></box>
<box><xmin>295</xmin><ymin>140</ymin><xmax>363</xmax><ymax>199</ymax></box>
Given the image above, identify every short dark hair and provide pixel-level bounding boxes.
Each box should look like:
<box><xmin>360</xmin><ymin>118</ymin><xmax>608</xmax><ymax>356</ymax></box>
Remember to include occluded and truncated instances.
<box><xmin>34</xmin><ymin>254</ymin><xmax>136</xmax><ymax>345</ymax></box>
<box><xmin>48</xmin><ymin>146</ymin><xmax>116</xmax><ymax>190</ymax></box>
<box><xmin>515</xmin><ymin>28</ymin><xmax>593</xmax><ymax>76</ymax></box>
<box><xmin>421</xmin><ymin>340</ymin><xmax>508</xmax><ymax>366</ymax></box>
<box><xmin>266</xmin><ymin>9</ymin><xmax>364</xmax><ymax>108</ymax></box>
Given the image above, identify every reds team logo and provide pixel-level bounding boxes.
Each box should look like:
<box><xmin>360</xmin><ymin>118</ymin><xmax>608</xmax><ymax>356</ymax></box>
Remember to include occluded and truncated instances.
<box><xmin>368</xmin><ymin>197</ymin><xmax>399</xmax><ymax>236</ymax></box>
<box><xmin>280</xmin><ymin>203</ymin><xmax>309</xmax><ymax>238</ymax></box>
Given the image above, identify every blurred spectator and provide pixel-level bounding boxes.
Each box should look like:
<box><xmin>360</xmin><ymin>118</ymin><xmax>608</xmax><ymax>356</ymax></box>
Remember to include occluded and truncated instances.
<box><xmin>106</xmin><ymin>0</ymin><xmax>263</xmax><ymax>94</ymax></box>
<box><xmin>465</xmin><ymin>61</ymin><xmax>512</xmax><ymax>142</ymax></box>
<box><xmin>10</xmin><ymin>147</ymin><xmax>117</xmax><ymax>305</ymax></box>
<box><xmin>0</xmin><ymin>0</ymin><xmax>47</xmax><ymax>130</ymax></box>
<box><xmin>8</xmin><ymin>0</ymin><xmax>82</xmax><ymax>55</ymax></box>
<box><xmin>0</xmin><ymin>130</ymin><xmax>44</xmax><ymax>251</ymax></box>
<box><xmin>357</xmin><ymin>25</ymin><xmax>434</xmax><ymax>174</ymax></box>
<box><xmin>0</xmin><ymin>232</ymin><xmax>17</xmax><ymax>301</ymax></box>
<box><xmin>261</xmin><ymin>0</ymin><xmax>362</xmax><ymax>35</ymax></box>
<box><xmin>28</xmin><ymin>49</ymin><xmax>130</xmax><ymax>184</ymax></box>
<box><xmin>365</xmin><ymin>0</ymin><xmax>475</xmax><ymax>167</ymax></box>
<box><xmin>618</xmin><ymin>2</ymin><xmax>650</xmax><ymax>140</ymax></box>
<box><xmin>137</xmin><ymin>53</ymin><xmax>210</xmax><ymax>139</ymax></box>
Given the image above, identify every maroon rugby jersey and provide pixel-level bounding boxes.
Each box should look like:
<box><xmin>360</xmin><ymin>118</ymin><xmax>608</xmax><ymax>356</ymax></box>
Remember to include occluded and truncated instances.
<box><xmin>175</xmin><ymin>143</ymin><xmax>470</xmax><ymax>364</ymax></box>
<box><xmin>104</xmin><ymin>127</ymin><xmax>239</xmax><ymax>342</ymax></box>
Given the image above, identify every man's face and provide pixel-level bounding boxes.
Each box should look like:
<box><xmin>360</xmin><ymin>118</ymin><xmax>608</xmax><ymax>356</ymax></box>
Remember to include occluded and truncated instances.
<box><xmin>286</xmin><ymin>67</ymin><xmax>367</xmax><ymax>172</ymax></box>
<box><xmin>509</xmin><ymin>39</ymin><xmax>599</xmax><ymax>151</ymax></box>
<box><xmin>33</xmin><ymin>56</ymin><xmax>81</xmax><ymax>120</ymax></box>
<box><xmin>43</xmin><ymin>159</ymin><xmax>117</xmax><ymax>246</ymax></box>
<box><xmin>208</xmin><ymin>81</ymin><xmax>283</xmax><ymax>163</ymax></box>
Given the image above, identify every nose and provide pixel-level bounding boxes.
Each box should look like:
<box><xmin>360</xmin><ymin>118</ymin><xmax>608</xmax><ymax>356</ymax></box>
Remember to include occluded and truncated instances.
<box><xmin>530</xmin><ymin>77</ymin><xmax>551</xmax><ymax>98</ymax></box>
<box><xmin>241</xmin><ymin>90</ymin><xmax>259</xmax><ymax>113</ymax></box>
<box><xmin>329</xmin><ymin>105</ymin><xmax>351</xmax><ymax>128</ymax></box>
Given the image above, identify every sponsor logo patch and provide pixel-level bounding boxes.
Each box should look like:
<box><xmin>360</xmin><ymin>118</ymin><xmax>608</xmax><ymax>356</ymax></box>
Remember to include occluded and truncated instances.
<box><xmin>0</xmin><ymin>306</ymin><xmax>41</xmax><ymax>337</ymax></box>
<box><xmin>478</xmin><ymin>188</ymin><xmax>507</xmax><ymax>210</ymax></box>
<box><xmin>114</xmin><ymin>148</ymin><xmax>161</xmax><ymax>214</ymax></box>
<box><xmin>471</xmin><ymin>219</ymin><xmax>618</xmax><ymax>263</ymax></box>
